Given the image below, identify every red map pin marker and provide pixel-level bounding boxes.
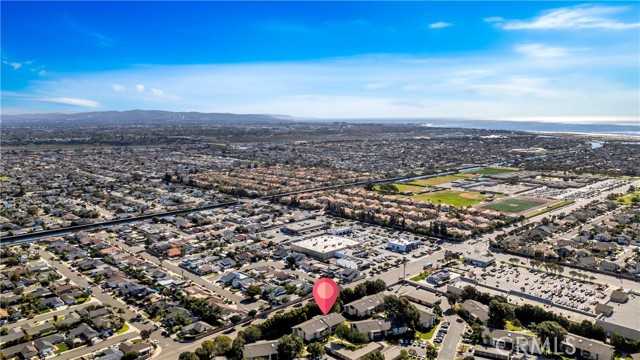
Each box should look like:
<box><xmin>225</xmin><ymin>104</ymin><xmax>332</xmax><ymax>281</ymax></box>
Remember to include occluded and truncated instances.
<box><xmin>313</xmin><ymin>278</ymin><xmax>339</xmax><ymax>315</ymax></box>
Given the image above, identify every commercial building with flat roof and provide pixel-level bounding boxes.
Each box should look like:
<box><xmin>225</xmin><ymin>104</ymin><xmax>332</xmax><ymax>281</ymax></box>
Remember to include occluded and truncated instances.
<box><xmin>281</xmin><ymin>219</ymin><xmax>326</xmax><ymax>235</ymax></box>
<box><xmin>596</xmin><ymin>293</ymin><xmax>640</xmax><ymax>341</ymax></box>
<box><xmin>387</xmin><ymin>238</ymin><xmax>421</xmax><ymax>252</ymax></box>
<box><xmin>464</xmin><ymin>254</ymin><xmax>496</xmax><ymax>267</ymax></box>
<box><xmin>291</xmin><ymin>235</ymin><xmax>359</xmax><ymax>260</ymax></box>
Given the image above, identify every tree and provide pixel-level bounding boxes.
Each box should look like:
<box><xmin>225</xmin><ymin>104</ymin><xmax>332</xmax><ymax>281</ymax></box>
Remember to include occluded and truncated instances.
<box><xmin>379</xmin><ymin>183</ymin><xmax>399</xmax><ymax>193</ymax></box>
<box><xmin>201</xmin><ymin>340</ymin><xmax>216</xmax><ymax>357</ymax></box>
<box><xmin>212</xmin><ymin>336</ymin><xmax>232</xmax><ymax>356</ymax></box>
<box><xmin>307</xmin><ymin>342</ymin><xmax>325</xmax><ymax>360</ymax></box>
<box><xmin>536</xmin><ymin>321</ymin><xmax>567</xmax><ymax>353</ymax></box>
<box><xmin>398</xmin><ymin>350</ymin><xmax>410</xmax><ymax>360</ymax></box>
<box><xmin>248</xmin><ymin>309</ymin><xmax>258</xmax><ymax>318</ymax></box>
<box><xmin>383</xmin><ymin>295</ymin><xmax>420</xmax><ymax>329</ymax></box>
<box><xmin>433</xmin><ymin>304</ymin><xmax>443</xmax><ymax>317</ymax></box>
<box><xmin>277</xmin><ymin>334</ymin><xmax>304</xmax><ymax>360</ymax></box>
<box><xmin>246</xmin><ymin>285</ymin><xmax>263</xmax><ymax>299</ymax></box>
<box><xmin>425</xmin><ymin>347</ymin><xmax>438</xmax><ymax>360</ymax></box>
<box><xmin>362</xmin><ymin>351</ymin><xmax>384</xmax><ymax>360</ymax></box>
<box><xmin>242</xmin><ymin>325</ymin><xmax>262</xmax><ymax>343</ymax></box>
<box><xmin>195</xmin><ymin>347</ymin><xmax>209</xmax><ymax>360</ymax></box>
<box><xmin>122</xmin><ymin>352</ymin><xmax>139</xmax><ymax>360</ymax></box>
<box><xmin>179</xmin><ymin>352</ymin><xmax>199</xmax><ymax>360</ymax></box>
<box><xmin>488</xmin><ymin>300</ymin><xmax>514</xmax><ymax>329</ymax></box>
<box><xmin>447</xmin><ymin>294</ymin><xmax>459</xmax><ymax>309</ymax></box>
<box><xmin>0</xmin><ymin>328</ymin><xmax>7</xmax><ymax>336</ymax></box>
<box><xmin>140</xmin><ymin>329</ymin><xmax>152</xmax><ymax>340</ymax></box>
<box><xmin>364</xmin><ymin>181</ymin><xmax>375</xmax><ymax>191</ymax></box>
<box><xmin>335</xmin><ymin>324</ymin><xmax>351</xmax><ymax>344</ymax></box>
<box><xmin>230</xmin><ymin>314</ymin><xmax>242</xmax><ymax>324</ymax></box>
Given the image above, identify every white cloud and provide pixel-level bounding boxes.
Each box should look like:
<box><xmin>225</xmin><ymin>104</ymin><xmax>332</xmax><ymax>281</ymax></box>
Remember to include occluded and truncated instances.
<box><xmin>469</xmin><ymin>77</ymin><xmax>562</xmax><ymax>98</ymax></box>
<box><xmin>38</xmin><ymin>70</ymin><xmax>47</xmax><ymax>76</ymax></box>
<box><xmin>515</xmin><ymin>43</ymin><xmax>569</xmax><ymax>58</ymax></box>
<box><xmin>2</xmin><ymin>60</ymin><xmax>22</xmax><ymax>69</ymax></box>
<box><xmin>11</xmin><ymin>48</ymin><xmax>638</xmax><ymax>118</ymax></box>
<box><xmin>38</xmin><ymin>97</ymin><xmax>99</xmax><ymax>108</ymax></box>
<box><xmin>490</xmin><ymin>5</ymin><xmax>640</xmax><ymax>30</ymax></box>
<box><xmin>112</xmin><ymin>84</ymin><xmax>125</xmax><ymax>92</ymax></box>
<box><xmin>428</xmin><ymin>22</ymin><xmax>452</xmax><ymax>29</ymax></box>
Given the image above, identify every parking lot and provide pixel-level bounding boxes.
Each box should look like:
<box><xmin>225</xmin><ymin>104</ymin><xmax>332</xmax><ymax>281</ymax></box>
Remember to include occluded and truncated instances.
<box><xmin>461</xmin><ymin>262</ymin><xmax>608</xmax><ymax>313</ymax></box>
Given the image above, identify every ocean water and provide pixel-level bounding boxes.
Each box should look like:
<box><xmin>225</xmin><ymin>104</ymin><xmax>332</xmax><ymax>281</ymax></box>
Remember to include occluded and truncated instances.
<box><xmin>326</xmin><ymin>118</ymin><xmax>640</xmax><ymax>137</ymax></box>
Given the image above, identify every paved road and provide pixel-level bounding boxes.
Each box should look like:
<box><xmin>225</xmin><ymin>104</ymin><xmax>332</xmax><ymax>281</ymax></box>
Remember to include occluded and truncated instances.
<box><xmin>105</xmin><ymin>237</ymin><xmax>255</xmax><ymax>310</ymax></box>
<box><xmin>4</xmin><ymin>298</ymin><xmax>99</xmax><ymax>330</ymax></box>
<box><xmin>36</xmin><ymin>248</ymin><xmax>174</xmax><ymax>357</ymax></box>
<box><xmin>59</xmin><ymin>331</ymin><xmax>137</xmax><ymax>360</ymax></box>
<box><xmin>438</xmin><ymin>314</ymin><xmax>465</xmax><ymax>360</ymax></box>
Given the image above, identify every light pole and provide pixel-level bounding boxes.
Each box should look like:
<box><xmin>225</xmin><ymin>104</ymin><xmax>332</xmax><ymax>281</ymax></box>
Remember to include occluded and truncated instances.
<box><xmin>403</xmin><ymin>256</ymin><xmax>407</xmax><ymax>284</ymax></box>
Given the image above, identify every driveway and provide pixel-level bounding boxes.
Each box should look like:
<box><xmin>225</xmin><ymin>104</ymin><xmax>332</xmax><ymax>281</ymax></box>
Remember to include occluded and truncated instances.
<box><xmin>438</xmin><ymin>314</ymin><xmax>465</xmax><ymax>360</ymax></box>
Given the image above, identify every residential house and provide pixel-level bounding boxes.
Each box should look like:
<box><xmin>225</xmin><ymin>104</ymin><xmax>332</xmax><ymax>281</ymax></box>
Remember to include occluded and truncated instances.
<box><xmin>292</xmin><ymin>313</ymin><xmax>346</xmax><ymax>342</ymax></box>
<box><xmin>120</xmin><ymin>341</ymin><xmax>155</xmax><ymax>358</ymax></box>
<box><xmin>180</xmin><ymin>321</ymin><xmax>213</xmax><ymax>336</ymax></box>
<box><xmin>563</xmin><ymin>334</ymin><xmax>614</xmax><ymax>360</ymax></box>
<box><xmin>351</xmin><ymin>319</ymin><xmax>406</xmax><ymax>341</ymax></box>
<box><xmin>67</xmin><ymin>323</ymin><xmax>99</xmax><ymax>345</ymax></box>
<box><xmin>344</xmin><ymin>293</ymin><xmax>385</xmax><ymax>318</ymax></box>
<box><xmin>459</xmin><ymin>300</ymin><xmax>490</xmax><ymax>325</ymax></box>
<box><xmin>243</xmin><ymin>340</ymin><xmax>278</xmax><ymax>360</ymax></box>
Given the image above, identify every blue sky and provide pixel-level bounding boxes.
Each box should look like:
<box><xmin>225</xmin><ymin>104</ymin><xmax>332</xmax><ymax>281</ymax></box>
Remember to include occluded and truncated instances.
<box><xmin>2</xmin><ymin>1</ymin><xmax>639</xmax><ymax>120</ymax></box>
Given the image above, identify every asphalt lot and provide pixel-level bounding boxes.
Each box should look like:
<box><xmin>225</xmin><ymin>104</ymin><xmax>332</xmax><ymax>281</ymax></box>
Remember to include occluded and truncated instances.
<box><xmin>460</xmin><ymin>262</ymin><xmax>607</xmax><ymax>312</ymax></box>
<box><xmin>438</xmin><ymin>314</ymin><xmax>465</xmax><ymax>360</ymax></box>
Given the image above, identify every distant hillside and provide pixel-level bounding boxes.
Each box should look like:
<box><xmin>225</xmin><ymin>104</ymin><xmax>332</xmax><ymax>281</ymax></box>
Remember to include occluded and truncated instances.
<box><xmin>1</xmin><ymin>110</ymin><xmax>294</xmax><ymax>127</ymax></box>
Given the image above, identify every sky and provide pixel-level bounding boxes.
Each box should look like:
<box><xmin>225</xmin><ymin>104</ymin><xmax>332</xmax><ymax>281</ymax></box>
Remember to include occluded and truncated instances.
<box><xmin>1</xmin><ymin>1</ymin><xmax>639</xmax><ymax>121</ymax></box>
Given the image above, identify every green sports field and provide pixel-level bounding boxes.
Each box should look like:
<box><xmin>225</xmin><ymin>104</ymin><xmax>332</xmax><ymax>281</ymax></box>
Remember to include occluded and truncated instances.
<box><xmin>472</xmin><ymin>167</ymin><xmax>518</xmax><ymax>175</ymax></box>
<box><xmin>481</xmin><ymin>198</ymin><xmax>545</xmax><ymax>213</ymax></box>
<box><xmin>411</xmin><ymin>190</ymin><xmax>487</xmax><ymax>207</ymax></box>
<box><xmin>408</xmin><ymin>173</ymin><xmax>476</xmax><ymax>187</ymax></box>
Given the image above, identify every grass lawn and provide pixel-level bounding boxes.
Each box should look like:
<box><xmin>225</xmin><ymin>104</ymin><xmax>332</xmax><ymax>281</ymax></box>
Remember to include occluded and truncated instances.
<box><xmin>412</xmin><ymin>190</ymin><xmax>486</xmax><ymax>207</ymax></box>
<box><xmin>472</xmin><ymin>167</ymin><xmax>518</xmax><ymax>175</ymax></box>
<box><xmin>411</xmin><ymin>270</ymin><xmax>432</xmax><ymax>281</ymax></box>
<box><xmin>328</xmin><ymin>337</ymin><xmax>365</xmax><ymax>351</ymax></box>
<box><xmin>505</xmin><ymin>321</ymin><xmax>523</xmax><ymax>331</ymax></box>
<box><xmin>116</xmin><ymin>323</ymin><xmax>129</xmax><ymax>334</ymax></box>
<box><xmin>54</xmin><ymin>343</ymin><xmax>69</xmax><ymax>354</ymax></box>
<box><xmin>525</xmin><ymin>200</ymin><xmax>571</xmax><ymax>218</ymax></box>
<box><xmin>416</xmin><ymin>325</ymin><xmax>438</xmax><ymax>340</ymax></box>
<box><xmin>481</xmin><ymin>198</ymin><xmax>546</xmax><ymax>213</ymax></box>
<box><xmin>614</xmin><ymin>191</ymin><xmax>640</xmax><ymax>205</ymax></box>
<box><xmin>75</xmin><ymin>297</ymin><xmax>89</xmax><ymax>304</ymax></box>
<box><xmin>408</xmin><ymin>173</ymin><xmax>475</xmax><ymax>187</ymax></box>
<box><xmin>39</xmin><ymin>308</ymin><xmax>52</xmax><ymax>314</ymax></box>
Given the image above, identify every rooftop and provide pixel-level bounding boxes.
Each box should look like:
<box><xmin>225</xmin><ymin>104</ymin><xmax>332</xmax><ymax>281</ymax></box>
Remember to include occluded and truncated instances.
<box><xmin>292</xmin><ymin>235</ymin><xmax>359</xmax><ymax>253</ymax></box>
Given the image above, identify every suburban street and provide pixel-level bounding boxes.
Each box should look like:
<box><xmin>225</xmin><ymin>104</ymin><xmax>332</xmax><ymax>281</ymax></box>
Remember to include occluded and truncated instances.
<box><xmin>35</xmin><ymin>248</ymin><xmax>174</xmax><ymax>359</ymax></box>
